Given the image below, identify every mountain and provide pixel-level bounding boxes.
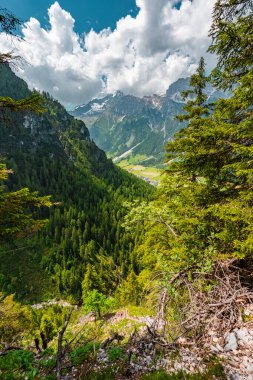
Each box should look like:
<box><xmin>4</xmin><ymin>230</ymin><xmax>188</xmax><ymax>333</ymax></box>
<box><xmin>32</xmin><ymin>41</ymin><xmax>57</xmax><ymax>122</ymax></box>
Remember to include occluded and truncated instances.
<box><xmin>0</xmin><ymin>64</ymin><xmax>153</xmax><ymax>301</ymax></box>
<box><xmin>70</xmin><ymin>78</ymin><xmax>225</xmax><ymax>166</ymax></box>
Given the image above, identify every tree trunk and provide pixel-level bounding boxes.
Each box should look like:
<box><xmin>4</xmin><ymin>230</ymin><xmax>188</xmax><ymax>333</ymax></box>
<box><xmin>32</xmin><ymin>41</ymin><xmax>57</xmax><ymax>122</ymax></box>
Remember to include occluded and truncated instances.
<box><xmin>56</xmin><ymin>307</ymin><xmax>73</xmax><ymax>380</ymax></box>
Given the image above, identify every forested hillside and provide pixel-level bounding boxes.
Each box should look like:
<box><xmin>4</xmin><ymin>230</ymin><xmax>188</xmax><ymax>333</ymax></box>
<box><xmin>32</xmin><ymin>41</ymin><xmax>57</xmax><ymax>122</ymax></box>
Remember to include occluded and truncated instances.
<box><xmin>1</xmin><ymin>1</ymin><xmax>253</xmax><ymax>379</ymax></box>
<box><xmin>0</xmin><ymin>63</ymin><xmax>154</xmax><ymax>302</ymax></box>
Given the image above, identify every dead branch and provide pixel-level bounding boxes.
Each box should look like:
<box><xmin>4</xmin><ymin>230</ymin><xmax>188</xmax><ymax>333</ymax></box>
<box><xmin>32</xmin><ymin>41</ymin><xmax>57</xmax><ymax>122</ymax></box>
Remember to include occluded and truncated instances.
<box><xmin>56</xmin><ymin>307</ymin><xmax>73</xmax><ymax>380</ymax></box>
<box><xmin>172</xmin><ymin>260</ymin><xmax>253</xmax><ymax>345</ymax></box>
<box><xmin>0</xmin><ymin>344</ymin><xmax>22</xmax><ymax>356</ymax></box>
<box><xmin>63</xmin><ymin>332</ymin><xmax>97</xmax><ymax>357</ymax></box>
<box><xmin>101</xmin><ymin>331</ymin><xmax>124</xmax><ymax>349</ymax></box>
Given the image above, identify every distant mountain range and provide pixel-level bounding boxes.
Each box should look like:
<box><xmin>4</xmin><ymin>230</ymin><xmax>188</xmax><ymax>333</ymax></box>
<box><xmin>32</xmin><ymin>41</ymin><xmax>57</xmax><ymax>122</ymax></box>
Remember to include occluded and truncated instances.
<box><xmin>70</xmin><ymin>78</ymin><xmax>225</xmax><ymax>166</ymax></box>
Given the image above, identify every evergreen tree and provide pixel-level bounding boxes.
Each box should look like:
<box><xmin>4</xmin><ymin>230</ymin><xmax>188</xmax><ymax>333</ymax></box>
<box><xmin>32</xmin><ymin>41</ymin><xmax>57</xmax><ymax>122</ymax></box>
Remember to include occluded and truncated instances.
<box><xmin>209</xmin><ymin>0</ymin><xmax>253</xmax><ymax>88</ymax></box>
<box><xmin>125</xmin><ymin>10</ymin><xmax>253</xmax><ymax>296</ymax></box>
<box><xmin>83</xmin><ymin>289</ymin><xmax>108</xmax><ymax>318</ymax></box>
<box><xmin>82</xmin><ymin>264</ymin><xmax>101</xmax><ymax>300</ymax></box>
<box><xmin>0</xmin><ymin>10</ymin><xmax>51</xmax><ymax>242</ymax></box>
<box><xmin>0</xmin><ymin>163</ymin><xmax>52</xmax><ymax>242</ymax></box>
<box><xmin>0</xmin><ymin>293</ymin><xmax>32</xmax><ymax>344</ymax></box>
<box><xmin>40</xmin><ymin>314</ymin><xmax>57</xmax><ymax>341</ymax></box>
<box><xmin>176</xmin><ymin>57</ymin><xmax>210</xmax><ymax>122</ymax></box>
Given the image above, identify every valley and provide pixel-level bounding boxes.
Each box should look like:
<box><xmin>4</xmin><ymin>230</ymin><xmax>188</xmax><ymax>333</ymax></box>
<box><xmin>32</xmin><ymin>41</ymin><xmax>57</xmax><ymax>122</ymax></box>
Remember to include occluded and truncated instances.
<box><xmin>1</xmin><ymin>1</ymin><xmax>253</xmax><ymax>379</ymax></box>
<box><xmin>70</xmin><ymin>78</ymin><xmax>225</xmax><ymax>167</ymax></box>
<box><xmin>117</xmin><ymin>162</ymin><xmax>162</xmax><ymax>186</ymax></box>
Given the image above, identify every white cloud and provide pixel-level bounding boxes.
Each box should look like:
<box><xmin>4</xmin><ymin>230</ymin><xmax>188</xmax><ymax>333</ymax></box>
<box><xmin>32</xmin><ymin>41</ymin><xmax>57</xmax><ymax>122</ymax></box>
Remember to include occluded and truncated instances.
<box><xmin>0</xmin><ymin>0</ymin><xmax>216</xmax><ymax>106</ymax></box>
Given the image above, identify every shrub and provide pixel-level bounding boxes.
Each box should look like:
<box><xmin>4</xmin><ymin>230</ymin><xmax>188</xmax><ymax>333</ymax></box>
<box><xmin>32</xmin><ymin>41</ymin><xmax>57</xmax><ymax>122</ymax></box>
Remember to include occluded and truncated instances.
<box><xmin>39</xmin><ymin>357</ymin><xmax>56</xmax><ymax>370</ymax></box>
<box><xmin>70</xmin><ymin>343</ymin><xmax>94</xmax><ymax>366</ymax></box>
<box><xmin>107</xmin><ymin>346</ymin><xmax>123</xmax><ymax>362</ymax></box>
<box><xmin>0</xmin><ymin>350</ymin><xmax>37</xmax><ymax>379</ymax></box>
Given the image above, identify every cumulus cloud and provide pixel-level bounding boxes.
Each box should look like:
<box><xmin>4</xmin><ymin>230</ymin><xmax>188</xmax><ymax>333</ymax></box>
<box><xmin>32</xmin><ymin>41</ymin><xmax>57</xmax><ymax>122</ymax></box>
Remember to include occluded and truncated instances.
<box><xmin>0</xmin><ymin>0</ymin><xmax>216</xmax><ymax>106</ymax></box>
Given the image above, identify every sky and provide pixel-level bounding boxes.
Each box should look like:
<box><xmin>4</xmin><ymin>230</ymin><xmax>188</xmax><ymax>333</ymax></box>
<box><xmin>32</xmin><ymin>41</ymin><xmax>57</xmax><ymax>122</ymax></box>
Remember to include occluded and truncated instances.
<box><xmin>0</xmin><ymin>0</ymin><xmax>139</xmax><ymax>35</ymax></box>
<box><xmin>0</xmin><ymin>0</ymin><xmax>216</xmax><ymax>108</ymax></box>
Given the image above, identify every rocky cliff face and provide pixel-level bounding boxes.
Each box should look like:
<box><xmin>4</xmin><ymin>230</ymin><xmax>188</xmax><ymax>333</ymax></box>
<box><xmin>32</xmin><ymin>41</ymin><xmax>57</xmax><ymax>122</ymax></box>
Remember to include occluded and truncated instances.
<box><xmin>70</xmin><ymin>78</ymin><xmax>225</xmax><ymax>166</ymax></box>
<box><xmin>0</xmin><ymin>64</ymin><xmax>111</xmax><ymax>178</ymax></box>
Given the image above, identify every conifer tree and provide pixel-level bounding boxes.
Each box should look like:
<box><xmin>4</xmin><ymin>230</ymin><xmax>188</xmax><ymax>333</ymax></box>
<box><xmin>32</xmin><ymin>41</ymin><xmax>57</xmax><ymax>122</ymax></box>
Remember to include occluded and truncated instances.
<box><xmin>176</xmin><ymin>57</ymin><xmax>210</xmax><ymax>122</ymax></box>
<box><xmin>0</xmin><ymin>10</ymin><xmax>51</xmax><ymax>242</ymax></box>
<box><xmin>208</xmin><ymin>0</ymin><xmax>253</xmax><ymax>88</ymax></box>
<box><xmin>0</xmin><ymin>164</ymin><xmax>52</xmax><ymax>241</ymax></box>
<box><xmin>0</xmin><ymin>8</ymin><xmax>45</xmax><ymax>112</ymax></box>
<box><xmin>125</xmin><ymin>9</ymin><xmax>253</xmax><ymax>291</ymax></box>
<box><xmin>82</xmin><ymin>264</ymin><xmax>101</xmax><ymax>300</ymax></box>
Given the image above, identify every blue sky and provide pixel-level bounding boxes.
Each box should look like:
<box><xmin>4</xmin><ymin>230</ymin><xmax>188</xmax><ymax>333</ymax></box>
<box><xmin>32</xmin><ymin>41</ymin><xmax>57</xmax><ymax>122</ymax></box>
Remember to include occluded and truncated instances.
<box><xmin>0</xmin><ymin>0</ymin><xmax>215</xmax><ymax>106</ymax></box>
<box><xmin>0</xmin><ymin>0</ymin><xmax>139</xmax><ymax>34</ymax></box>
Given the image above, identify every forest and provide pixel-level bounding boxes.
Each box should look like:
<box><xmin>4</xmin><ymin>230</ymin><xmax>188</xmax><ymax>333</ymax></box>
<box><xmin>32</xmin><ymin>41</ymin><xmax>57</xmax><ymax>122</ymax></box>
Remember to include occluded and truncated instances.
<box><xmin>1</xmin><ymin>0</ymin><xmax>253</xmax><ymax>379</ymax></box>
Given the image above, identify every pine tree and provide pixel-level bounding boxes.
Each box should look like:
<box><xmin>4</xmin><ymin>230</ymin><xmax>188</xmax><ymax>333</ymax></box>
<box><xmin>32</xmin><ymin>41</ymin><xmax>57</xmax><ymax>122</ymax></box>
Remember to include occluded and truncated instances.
<box><xmin>0</xmin><ymin>11</ymin><xmax>51</xmax><ymax>242</ymax></box>
<box><xmin>208</xmin><ymin>0</ymin><xmax>253</xmax><ymax>88</ymax></box>
<box><xmin>0</xmin><ymin>164</ymin><xmax>52</xmax><ymax>241</ymax></box>
<box><xmin>176</xmin><ymin>57</ymin><xmax>210</xmax><ymax>122</ymax></box>
<box><xmin>82</xmin><ymin>264</ymin><xmax>101</xmax><ymax>300</ymax></box>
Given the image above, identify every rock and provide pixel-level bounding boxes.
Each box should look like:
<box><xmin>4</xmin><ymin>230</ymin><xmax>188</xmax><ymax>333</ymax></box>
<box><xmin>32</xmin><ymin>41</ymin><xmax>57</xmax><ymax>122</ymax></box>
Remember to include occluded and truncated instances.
<box><xmin>229</xmin><ymin>374</ymin><xmax>244</xmax><ymax>380</ymax></box>
<box><xmin>244</xmin><ymin>304</ymin><xmax>253</xmax><ymax>316</ymax></box>
<box><xmin>145</xmin><ymin>356</ymin><xmax>152</xmax><ymax>364</ymax></box>
<box><xmin>224</xmin><ymin>332</ymin><xmax>238</xmax><ymax>351</ymax></box>
<box><xmin>246</xmin><ymin>362</ymin><xmax>253</xmax><ymax>374</ymax></box>
<box><xmin>210</xmin><ymin>345</ymin><xmax>220</xmax><ymax>353</ymax></box>
<box><xmin>235</xmin><ymin>328</ymin><xmax>252</xmax><ymax>345</ymax></box>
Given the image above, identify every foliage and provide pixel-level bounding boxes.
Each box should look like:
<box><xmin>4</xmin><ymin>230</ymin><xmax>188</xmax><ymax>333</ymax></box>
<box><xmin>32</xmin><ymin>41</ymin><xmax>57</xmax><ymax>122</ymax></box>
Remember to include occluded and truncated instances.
<box><xmin>39</xmin><ymin>356</ymin><xmax>56</xmax><ymax>370</ymax></box>
<box><xmin>107</xmin><ymin>346</ymin><xmax>123</xmax><ymax>362</ymax></box>
<box><xmin>0</xmin><ymin>63</ymin><xmax>153</xmax><ymax>300</ymax></box>
<box><xmin>83</xmin><ymin>289</ymin><xmax>110</xmax><ymax>317</ymax></box>
<box><xmin>0</xmin><ymin>164</ymin><xmax>52</xmax><ymax>241</ymax></box>
<box><xmin>176</xmin><ymin>57</ymin><xmax>210</xmax><ymax>121</ymax></box>
<box><xmin>125</xmin><ymin>44</ymin><xmax>253</xmax><ymax>304</ymax></box>
<box><xmin>44</xmin><ymin>376</ymin><xmax>57</xmax><ymax>380</ymax></box>
<box><xmin>0</xmin><ymin>9</ymin><xmax>51</xmax><ymax>245</ymax></box>
<box><xmin>40</xmin><ymin>314</ymin><xmax>57</xmax><ymax>341</ymax></box>
<box><xmin>122</xmin><ymin>6</ymin><xmax>253</xmax><ymax>339</ymax></box>
<box><xmin>116</xmin><ymin>270</ymin><xmax>143</xmax><ymax>305</ymax></box>
<box><xmin>70</xmin><ymin>343</ymin><xmax>94</xmax><ymax>366</ymax></box>
<box><xmin>0</xmin><ymin>293</ymin><xmax>32</xmax><ymax>345</ymax></box>
<box><xmin>0</xmin><ymin>7</ymin><xmax>21</xmax><ymax>35</ymax></box>
<box><xmin>32</xmin><ymin>304</ymin><xmax>70</xmax><ymax>342</ymax></box>
<box><xmin>209</xmin><ymin>0</ymin><xmax>253</xmax><ymax>89</ymax></box>
<box><xmin>0</xmin><ymin>92</ymin><xmax>45</xmax><ymax>113</ymax></box>
<box><xmin>0</xmin><ymin>350</ymin><xmax>37</xmax><ymax>380</ymax></box>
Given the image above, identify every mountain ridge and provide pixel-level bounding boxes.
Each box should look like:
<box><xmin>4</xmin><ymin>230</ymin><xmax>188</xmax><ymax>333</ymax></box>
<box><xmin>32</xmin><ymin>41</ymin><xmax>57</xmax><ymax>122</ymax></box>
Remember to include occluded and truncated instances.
<box><xmin>0</xmin><ymin>64</ymin><xmax>153</xmax><ymax>301</ymax></box>
<box><xmin>70</xmin><ymin>77</ymin><xmax>225</xmax><ymax>166</ymax></box>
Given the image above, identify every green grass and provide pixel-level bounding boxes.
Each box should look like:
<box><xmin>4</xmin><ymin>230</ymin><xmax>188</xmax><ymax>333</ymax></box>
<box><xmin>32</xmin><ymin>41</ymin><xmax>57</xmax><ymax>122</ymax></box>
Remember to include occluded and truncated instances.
<box><xmin>118</xmin><ymin>162</ymin><xmax>163</xmax><ymax>182</ymax></box>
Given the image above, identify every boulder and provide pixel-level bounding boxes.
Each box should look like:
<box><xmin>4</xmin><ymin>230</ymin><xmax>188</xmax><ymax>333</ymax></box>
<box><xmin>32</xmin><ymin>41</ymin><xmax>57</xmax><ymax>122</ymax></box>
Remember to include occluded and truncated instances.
<box><xmin>224</xmin><ymin>332</ymin><xmax>238</xmax><ymax>351</ymax></box>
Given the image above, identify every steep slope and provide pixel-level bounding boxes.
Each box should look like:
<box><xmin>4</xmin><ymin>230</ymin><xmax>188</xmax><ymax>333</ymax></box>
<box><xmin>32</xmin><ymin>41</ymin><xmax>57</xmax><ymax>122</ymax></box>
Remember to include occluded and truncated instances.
<box><xmin>71</xmin><ymin>78</ymin><xmax>225</xmax><ymax>166</ymax></box>
<box><xmin>0</xmin><ymin>64</ymin><xmax>153</xmax><ymax>301</ymax></box>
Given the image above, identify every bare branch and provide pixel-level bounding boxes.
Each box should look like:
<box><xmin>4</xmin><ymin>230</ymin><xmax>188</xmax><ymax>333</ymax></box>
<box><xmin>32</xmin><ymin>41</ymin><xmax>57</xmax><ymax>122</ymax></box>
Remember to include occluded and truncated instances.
<box><xmin>56</xmin><ymin>307</ymin><xmax>73</xmax><ymax>380</ymax></box>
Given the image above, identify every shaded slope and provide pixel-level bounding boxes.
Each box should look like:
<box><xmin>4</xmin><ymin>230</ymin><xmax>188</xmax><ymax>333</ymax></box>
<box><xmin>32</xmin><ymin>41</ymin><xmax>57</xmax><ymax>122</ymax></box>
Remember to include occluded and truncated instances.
<box><xmin>0</xmin><ymin>65</ymin><xmax>153</xmax><ymax>301</ymax></box>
